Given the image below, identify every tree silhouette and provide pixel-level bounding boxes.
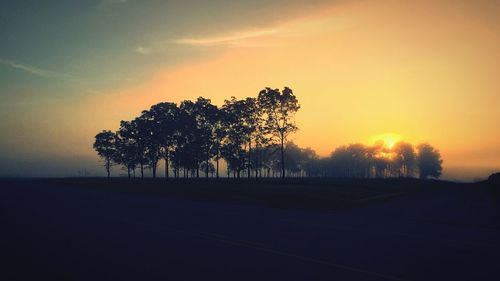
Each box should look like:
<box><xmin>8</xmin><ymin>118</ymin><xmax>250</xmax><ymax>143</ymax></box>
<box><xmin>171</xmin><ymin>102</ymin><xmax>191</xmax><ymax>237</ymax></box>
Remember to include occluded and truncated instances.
<box><xmin>147</xmin><ymin>102</ymin><xmax>180</xmax><ymax>179</ymax></box>
<box><xmin>175</xmin><ymin>101</ymin><xmax>199</xmax><ymax>178</ymax></box>
<box><xmin>281</xmin><ymin>142</ymin><xmax>319</xmax><ymax>177</ymax></box>
<box><xmin>393</xmin><ymin>142</ymin><xmax>416</xmax><ymax>177</ymax></box>
<box><xmin>94</xmin><ymin>87</ymin><xmax>448</xmax><ymax>181</ymax></box>
<box><xmin>138</xmin><ymin>110</ymin><xmax>163</xmax><ymax>179</ymax></box>
<box><xmin>93</xmin><ymin>130</ymin><xmax>117</xmax><ymax>179</ymax></box>
<box><xmin>258</xmin><ymin>87</ymin><xmax>300</xmax><ymax>179</ymax></box>
<box><xmin>329</xmin><ymin>144</ymin><xmax>370</xmax><ymax>178</ymax></box>
<box><xmin>367</xmin><ymin>142</ymin><xmax>384</xmax><ymax>178</ymax></box>
<box><xmin>221</xmin><ymin>97</ymin><xmax>250</xmax><ymax>178</ymax></box>
<box><xmin>192</xmin><ymin>97</ymin><xmax>219</xmax><ymax>178</ymax></box>
<box><xmin>212</xmin><ymin>107</ymin><xmax>227</xmax><ymax>179</ymax></box>
<box><xmin>127</xmin><ymin>117</ymin><xmax>150</xmax><ymax>179</ymax></box>
<box><xmin>116</xmin><ymin>121</ymin><xmax>142</xmax><ymax>178</ymax></box>
<box><xmin>239</xmin><ymin>97</ymin><xmax>259</xmax><ymax>178</ymax></box>
<box><xmin>416</xmin><ymin>143</ymin><xmax>443</xmax><ymax>179</ymax></box>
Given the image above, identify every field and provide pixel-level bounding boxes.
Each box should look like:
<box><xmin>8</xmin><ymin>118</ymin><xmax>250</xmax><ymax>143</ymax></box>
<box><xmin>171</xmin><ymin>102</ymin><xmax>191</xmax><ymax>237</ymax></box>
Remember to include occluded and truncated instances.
<box><xmin>1</xmin><ymin>178</ymin><xmax>499</xmax><ymax>280</ymax></box>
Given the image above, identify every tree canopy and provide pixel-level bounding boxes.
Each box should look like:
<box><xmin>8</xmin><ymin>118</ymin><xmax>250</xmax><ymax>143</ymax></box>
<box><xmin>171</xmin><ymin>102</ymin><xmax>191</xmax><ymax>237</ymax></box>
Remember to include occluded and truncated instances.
<box><xmin>416</xmin><ymin>143</ymin><xmax>443</xmax><ymax>179</ymax></box>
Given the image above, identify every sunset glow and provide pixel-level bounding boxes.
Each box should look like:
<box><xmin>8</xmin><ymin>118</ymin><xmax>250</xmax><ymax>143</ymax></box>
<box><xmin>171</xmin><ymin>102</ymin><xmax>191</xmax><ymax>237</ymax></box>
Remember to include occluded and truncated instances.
<box><xmin>0</xmin><ymin>0</ymin><xmax>499</xmax><ymax>180</ymax></box>
<box><xmin>3</xmin><ymin>2</ymin><xmax>500</xmax><ymax>278</ymax></box>
<box><xmin>371</xmin><ymin>133</ymin><xmax>402</xmax><ymax>150</ymax></box>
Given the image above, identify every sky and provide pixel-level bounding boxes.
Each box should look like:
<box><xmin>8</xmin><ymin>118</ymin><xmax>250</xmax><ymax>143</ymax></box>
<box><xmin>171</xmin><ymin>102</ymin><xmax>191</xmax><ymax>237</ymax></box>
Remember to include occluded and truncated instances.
<box><xmin>0</xmin><ymin>0</ymin><xmax>499</xmax><ymax>180</ymax></box>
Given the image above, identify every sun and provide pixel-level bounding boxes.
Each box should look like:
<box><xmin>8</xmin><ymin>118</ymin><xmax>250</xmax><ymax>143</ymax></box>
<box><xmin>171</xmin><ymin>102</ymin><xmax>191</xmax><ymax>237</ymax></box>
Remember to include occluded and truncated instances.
<box><xmin>370</xmin><ymin>133</ymin><xmax>402</xmax><ymax>150</ymax></box>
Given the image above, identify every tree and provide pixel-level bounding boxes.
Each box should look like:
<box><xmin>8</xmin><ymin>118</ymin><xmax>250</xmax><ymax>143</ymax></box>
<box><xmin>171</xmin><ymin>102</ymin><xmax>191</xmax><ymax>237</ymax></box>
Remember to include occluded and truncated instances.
<box><xmin>211</xmin><ymin>107</ymin><xmax>227</xmax><ymax>179</ymax></box>
<box><xmin>329</xmin><ymin>144</ymin><xmax>370</xmax><ymax>178</ymax></box>
<box><xmin>393</xmin><ymin>142</ymin><xmax>416</xmax><ymax>177</ymax></box>
<box><xmin>258</xmin><ymin>87</ymin><xmax>300</xmax><ymax>179</ymax></box>
<box><xmin>192</xmin><ymin>97</ymin><xmax>219</xmax><ymax>179</ymax></box>
<box><xmin>116</xmin><ymin>119</ymin><xmax>154</xmax><ymax>179</ymax></box>
<box><xmin>367</xmin><ymin>141</ymin><xmax>388</xmax><ymax>178</ymax></box>
<box><xmin>282</xmin><ymin>142</ymin><xmax>319</xmax><ymax>177</ymax></box>
<box><xmin>240</xmin><ymin>97</ymin><xmax>260</xmax><ymax>178</ymax></box>
<box><xmin>416</xmin><ymin>143</ymin><xmax>443</xmax><ymax>179</ymax></box>
<box><xmin>250</xmin><ymin>143</ymin><xmax>278</xmax><ymax>178</ymax></box>
<box><xmin>221</xmin><ymin>97</ymin><xmax>250</xmax><ymax>178</ymax></box>
<box><xmin>175</xmin><ymin>102</ymin><xmax>199</xmax><ymax>178</ymax></box>
<box><xmin>93</xmin><ymin>130</ymin><xmax>117</xmax><ymax>179</ymax></box>
<box><xmin>298</xmin><ymin>146</ymin><xmax>319</xmax><ymax>177</ymax></box>
<box><xmin>147</xmin><ymin>102</ymin><xmax>180</xmax><ymax>179</ymax></box>
<box><xmin>116</xmin><ymin>122</ymin><xmax>140</xmax><ymax>179</ymax></box>
<box><xmin>124</xmin><ymin>117</ymin><xmax>150</xmax><ymax>179</ymax></box>
<box><xmin>138</xmin><ymin>109</ymin><xmax>165</xmax><ymax>179</ymax></box>
<box><xmin>178</xmin><ymin>99</ymin><xmax>215</xmax><ymax>178</ymax></box>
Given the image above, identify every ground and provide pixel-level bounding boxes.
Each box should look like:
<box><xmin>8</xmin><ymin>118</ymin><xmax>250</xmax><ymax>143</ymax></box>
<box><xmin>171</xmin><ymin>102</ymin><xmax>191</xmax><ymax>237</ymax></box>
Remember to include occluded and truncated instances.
<box><xmin>1</xmin><ymin>178</ymin><xmax>499</xmax><ymax>280</ymax></box>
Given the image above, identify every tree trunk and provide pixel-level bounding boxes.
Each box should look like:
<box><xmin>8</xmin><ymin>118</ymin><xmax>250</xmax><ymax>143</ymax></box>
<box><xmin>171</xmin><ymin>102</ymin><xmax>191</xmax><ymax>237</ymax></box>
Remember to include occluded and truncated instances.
<box><xmin>280</xmin><ymin>136</ymin><xmax>285</xmax><ymax>179</ymax></box>
<box><xmin>216</xmin><ymin>157</ymin><xmax>219</xmax><ymax>179</ymax></box>
<box><xmin>255</xmin><ymin>149</ymin><xmax>258</xmax><ymax>178</ymax></box>
<box><xmin>206</xmin><ymin>152</ymin><xmax>209</xmax><ymax>179</ymax></box>
<box><xmin>140</xmin><ymin>163</ymin><xmax>144</xmax><ymax>179</ymax></box>
<box><xmin>127</xmin><ymin>167</ymin><xmax>131</xmax><ymax>179</ymax></box>
<box><xmin>152</xmin><ymin>162</ymin><xmax>157</xmax><ymax>178</ymax></box>
<box><xmin>165</xmin><ymin>157</ymin><xmax>169</xmax><ymax>179</ymax></box>
<box><xmin>106</xmin><ymin>159</ymin><xmax>110</xmax><ymax>180</ymax></box>
<box><xmin>248</xmin><ymin>139</ymin><xmax>251</xmax><ymax>179</ymax></box>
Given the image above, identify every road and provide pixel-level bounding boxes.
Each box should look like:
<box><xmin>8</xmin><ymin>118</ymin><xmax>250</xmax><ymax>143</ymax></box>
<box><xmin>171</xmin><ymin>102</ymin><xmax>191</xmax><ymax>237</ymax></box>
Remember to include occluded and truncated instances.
<box><xmin>1</xmin><ymin>181</ymin><xmax>500</xmax><ymax>280</ymax></box>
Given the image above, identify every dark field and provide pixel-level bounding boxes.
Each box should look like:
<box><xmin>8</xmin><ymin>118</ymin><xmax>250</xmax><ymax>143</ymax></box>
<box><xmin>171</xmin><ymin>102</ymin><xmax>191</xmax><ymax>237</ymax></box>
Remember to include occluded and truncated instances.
<box><xmin>1</xmin><ymin>178</ymin><xmax>500</xmax><ymax>280</ymax></box>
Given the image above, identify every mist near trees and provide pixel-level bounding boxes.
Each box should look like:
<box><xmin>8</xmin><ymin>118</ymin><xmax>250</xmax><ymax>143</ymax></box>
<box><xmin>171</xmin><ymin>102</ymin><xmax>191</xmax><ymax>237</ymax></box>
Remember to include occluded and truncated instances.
<box><xmin>303</xmin><ymin>141</ymin><xmax>442</xmax><ymax>179</ymax></box>
<box><xmin>94</xmin><ymin>87</ymin><xmax>442</xmax><ymax>180</ymax></box>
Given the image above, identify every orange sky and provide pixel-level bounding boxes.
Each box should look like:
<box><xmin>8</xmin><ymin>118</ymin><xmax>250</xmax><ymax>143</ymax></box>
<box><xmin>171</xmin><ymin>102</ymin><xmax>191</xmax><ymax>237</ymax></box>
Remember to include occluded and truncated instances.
<box><xmin>1</xmin><ymin>0</ymin><xmax>499</xmax><ymax>179</ymax></box>
<box><xmin>76</xmin><ymin>1</ymin><xmax>499</xmax><ymax>176</ymax></box>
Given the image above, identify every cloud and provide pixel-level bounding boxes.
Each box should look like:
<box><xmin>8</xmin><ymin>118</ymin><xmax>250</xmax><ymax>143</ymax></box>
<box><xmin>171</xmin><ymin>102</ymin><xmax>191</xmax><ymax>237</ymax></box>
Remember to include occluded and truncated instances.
<box><xmin>134</xmin><ymin>46</ymin><xmax>151</xmax><ymax>54</ymax></box>
<box><xmin>171</xmin><ymin>6</ymin><xmax>352</xmax><ymax>49</ymax></box>
<box><xmin>0</xmin><ymin>58</ymin><xmax>100</xmax><ymax>94</ymax></box>
<box><xmin>173</xmin><ymin>28</ymin><xmax>282</xmax><ymax>47</ymax></box>
<box><xmin>0</xmin><ymin>58</ymin><xmax>73</xmax><ymax>80</ymax></box>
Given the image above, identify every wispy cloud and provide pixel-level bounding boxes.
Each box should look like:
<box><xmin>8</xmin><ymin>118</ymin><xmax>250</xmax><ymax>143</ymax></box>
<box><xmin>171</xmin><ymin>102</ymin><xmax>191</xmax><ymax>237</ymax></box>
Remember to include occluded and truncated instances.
<box><xmin>172</xmin><ymin>9</ymin><xmax>352</xmax><ymax>49</ymax></box>
<box><xmin>0</xmin><ymin>58</ymin><xmax>101</xmax><ymax>94</ymax></box>
<box><xmin>134</xmin><ymin>46</ymin><xmax>151</xmax><ymax>55</ymax></box>
<box><xmin>173</xmin><ymin>28</ymin><xmax>281</xmax><ymax>47</ymax></box>
<box><xmin>0</xmin><ymin>58</ymin><xmax>73</xmax><ymax>80</ymax></box>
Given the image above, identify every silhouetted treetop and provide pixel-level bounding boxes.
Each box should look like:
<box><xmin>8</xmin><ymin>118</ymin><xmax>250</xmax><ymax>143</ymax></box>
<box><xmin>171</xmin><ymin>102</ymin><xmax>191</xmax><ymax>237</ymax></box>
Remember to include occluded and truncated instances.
<box><xmin>258</xmin><ymin>87</ymin><xmax>300</xmax><ymax>179</ymax></box>
<box><xmin>416</xmin><ymin>143</ymin><xmax>443</xmax><ymax>179</ymax></box>
<box><xmin>93</xmin><ymin>130</ymin><xmax>117</xmax><ymax>179</ymax></box>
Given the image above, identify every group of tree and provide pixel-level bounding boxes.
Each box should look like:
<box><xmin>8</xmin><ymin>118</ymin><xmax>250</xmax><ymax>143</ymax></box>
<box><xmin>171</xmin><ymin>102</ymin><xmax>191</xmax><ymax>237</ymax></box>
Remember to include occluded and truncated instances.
<box><xmin>94</xmin><ymin>87</ymin><xmax>300</xmax><ymax>180</ymax></box>
<box><xmin>94</xmin><ymin>87</ymin><xmax>443</xmax><ymax>180</ymax></box>
<box><xmin>301</xmin><ymin>141</ymin><xmax>443</xmax><ymax>179</ymax></box>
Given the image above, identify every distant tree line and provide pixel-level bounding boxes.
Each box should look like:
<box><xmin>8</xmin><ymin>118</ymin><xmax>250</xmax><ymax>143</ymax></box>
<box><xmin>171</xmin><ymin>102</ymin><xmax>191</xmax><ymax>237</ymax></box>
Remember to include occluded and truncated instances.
<box><xmin>298</xmin><ymin>142</ymin><xmax>443</xmax><ymax>179</ymax></box>
<box><xmin>94</xmin><ymin>87</ymin><xmax>442</xmax><ymax>180</ymax></box>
